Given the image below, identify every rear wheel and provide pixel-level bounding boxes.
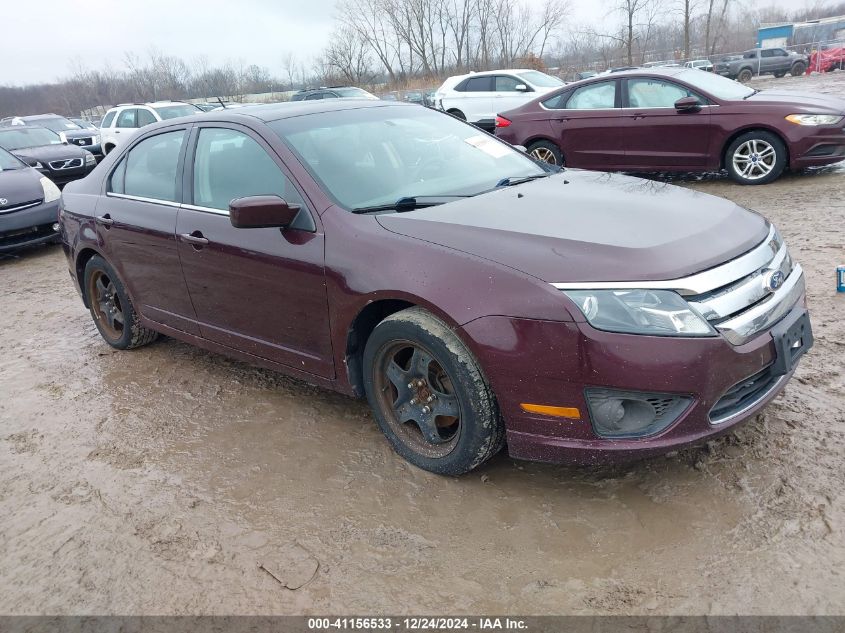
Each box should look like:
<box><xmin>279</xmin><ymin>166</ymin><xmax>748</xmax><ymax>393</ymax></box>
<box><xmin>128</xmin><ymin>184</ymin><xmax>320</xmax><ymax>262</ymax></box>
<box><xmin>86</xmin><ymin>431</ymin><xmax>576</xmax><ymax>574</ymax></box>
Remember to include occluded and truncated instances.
<box><xmin>790</xmin><ymin>61</ymin><xmax>807</xmax><ymax>76</ymax></box>
<box><xmin>84</xmin><ymin>255</ymin><xmax>158</xmax><ymax>349</ymax></box>
<box><xmin>527</xmin><ymin>140</ymin><xmax>563</xmax><ymax>166</ymax></box>
<box><xmin>738</xmin><ymin>68</ymin><xmax>753</xmax><ymax>83</ymax></box>
<box><xmin>362</xmin><ymin>307</ymin><xmax>504</xmax><ymax>475</ymax></box>
<box><xmin>725</xmin><ymin>131</ymin><xmax>787</xmax><ymax>185</ymax></box>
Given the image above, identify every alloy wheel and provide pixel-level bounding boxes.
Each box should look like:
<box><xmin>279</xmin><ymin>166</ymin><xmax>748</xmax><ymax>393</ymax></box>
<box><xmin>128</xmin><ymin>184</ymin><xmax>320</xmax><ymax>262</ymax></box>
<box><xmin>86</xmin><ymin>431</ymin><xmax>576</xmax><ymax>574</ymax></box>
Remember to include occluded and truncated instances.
<box><xmin>372</xmin><ymin>340</ymin><xmax>462</xmax><ymax>458</ymax></box>
<box><xmin>732</xmin><ymin>139</ymin><xmax>777</xmax><ymax>181</ymax></box>
<box><xmin>530</xmin><ymin>147</ymin><xmax>558</xmax><ymax>165</ymax></box>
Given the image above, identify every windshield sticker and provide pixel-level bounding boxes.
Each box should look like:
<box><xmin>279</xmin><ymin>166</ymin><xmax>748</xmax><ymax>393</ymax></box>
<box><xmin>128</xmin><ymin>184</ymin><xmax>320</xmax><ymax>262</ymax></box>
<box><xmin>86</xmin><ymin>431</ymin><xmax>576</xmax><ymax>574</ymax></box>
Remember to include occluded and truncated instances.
<box><xmin>464</xmin><ymin>134</ymin><xmax>510</xmax><ymax>159</ymax></box>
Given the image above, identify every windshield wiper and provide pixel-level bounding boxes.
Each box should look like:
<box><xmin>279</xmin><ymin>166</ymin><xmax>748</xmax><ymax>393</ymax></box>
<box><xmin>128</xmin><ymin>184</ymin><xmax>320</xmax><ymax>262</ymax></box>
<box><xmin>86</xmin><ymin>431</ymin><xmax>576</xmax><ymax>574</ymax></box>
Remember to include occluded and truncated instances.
<box><xmin>351</xmin><ymin>195</ymin><xmax>470</xmax><ymax>214</ymax></box>
<box><xmin>743</xmin><ymin>89</ymin><xmax>759</xmax><ymax>99</ymax></box>
<box><xmin>495</xmin><ymin>173</ymin><xmax>552</xmax><ymax>187</ymax></box>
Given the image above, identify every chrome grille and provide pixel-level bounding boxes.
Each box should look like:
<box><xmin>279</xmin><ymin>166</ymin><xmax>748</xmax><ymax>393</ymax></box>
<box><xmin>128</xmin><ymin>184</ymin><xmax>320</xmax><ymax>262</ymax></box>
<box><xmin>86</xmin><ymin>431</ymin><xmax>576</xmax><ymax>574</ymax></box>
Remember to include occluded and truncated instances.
<box><xmin>71</xmin><ymin>137</ymin><xmax>94</xmax><ymax>146</ymax></box>
<box><xmin>0</xmin><ymin>199</ymin><xmax>42</xmax><ymax>214</ymax></box>
<box><xmin>49</xmin><ymin>158</ymin><xmax>83</xmax><ymax>170</ymax></box>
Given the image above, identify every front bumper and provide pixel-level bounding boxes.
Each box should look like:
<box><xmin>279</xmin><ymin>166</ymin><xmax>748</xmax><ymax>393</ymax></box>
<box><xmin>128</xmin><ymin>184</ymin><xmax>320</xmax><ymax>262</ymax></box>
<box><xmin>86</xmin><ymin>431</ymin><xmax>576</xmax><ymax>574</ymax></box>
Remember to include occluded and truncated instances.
<box><xmin>787</xmin><ymin>123</ymin><xmax>845</xmax><ymax>168</ymax></box>
<box><xmin>462</xmin><ymin>298</ymin><xmax>809</xmax><ymax>465</ymax></box>
<box><xmin>36</xmin><ymin>163</ymin><xmax>96</xmax><ymax>186</ymax></box>
<box><xmin>0</xmin><ymin>199</ymin><xmax>60</xmax><ymax>252</ymax></box>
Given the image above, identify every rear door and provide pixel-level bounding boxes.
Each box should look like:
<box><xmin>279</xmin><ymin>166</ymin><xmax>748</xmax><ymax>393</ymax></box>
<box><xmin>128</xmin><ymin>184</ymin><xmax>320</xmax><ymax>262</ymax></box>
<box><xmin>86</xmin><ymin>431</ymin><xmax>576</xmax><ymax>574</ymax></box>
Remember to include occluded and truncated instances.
<box><xmin>176</xmin><ymin>123</ymin><xmax>333</xmax><ymax>377</ymax></box>
<box><xmin>99</xmin><ymin>126</ymin><xmax>200</xmax><ymax>334</ymax></box>
<box><xmin>545</xmin><ymin>79</ymin><xmax>625</xmax><ymax>169</ymax></box>
<box><xmin>620</xmin><ymin>77</ymin><xmax>713</xmax><ymax>169</ymax></box>
<box><xmin>452</xmin><ymin>76</ymin><xmax>494</xmax><ymax>124</ymax></box>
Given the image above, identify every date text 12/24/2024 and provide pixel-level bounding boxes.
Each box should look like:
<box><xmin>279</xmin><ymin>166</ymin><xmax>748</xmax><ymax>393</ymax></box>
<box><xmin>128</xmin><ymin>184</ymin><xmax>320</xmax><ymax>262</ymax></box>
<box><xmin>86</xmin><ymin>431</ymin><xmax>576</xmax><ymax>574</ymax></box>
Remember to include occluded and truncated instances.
<box><xmin>307</xmin><ymin>618</ymin><xmax>528</xmax><ymax>630</ymax></box>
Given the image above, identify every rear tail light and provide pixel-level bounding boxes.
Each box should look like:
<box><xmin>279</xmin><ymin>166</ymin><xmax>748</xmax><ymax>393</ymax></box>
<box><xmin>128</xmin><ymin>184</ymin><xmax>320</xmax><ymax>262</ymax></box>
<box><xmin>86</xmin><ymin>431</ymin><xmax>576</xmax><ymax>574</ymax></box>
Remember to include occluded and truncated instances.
<box><xmin>495</xmin><ymin>115</ymin><xmax>512</xmax><ymax>128</ymax></box>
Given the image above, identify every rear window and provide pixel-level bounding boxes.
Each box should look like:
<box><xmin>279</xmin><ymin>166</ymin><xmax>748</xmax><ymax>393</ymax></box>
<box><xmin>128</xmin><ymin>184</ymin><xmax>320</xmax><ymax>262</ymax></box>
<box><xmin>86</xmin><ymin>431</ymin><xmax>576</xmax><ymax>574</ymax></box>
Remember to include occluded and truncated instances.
<box><xmin>153</xmin><ymin>105</ymin><xmax>199</xmax><ymax>120</ymax></box>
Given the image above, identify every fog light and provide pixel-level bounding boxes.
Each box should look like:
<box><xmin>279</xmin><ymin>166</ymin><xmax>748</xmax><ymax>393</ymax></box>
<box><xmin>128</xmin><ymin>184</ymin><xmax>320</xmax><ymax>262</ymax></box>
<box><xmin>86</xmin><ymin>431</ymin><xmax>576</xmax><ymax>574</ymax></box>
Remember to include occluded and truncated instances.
<box><xmin>585</xmin><ymin>389</ymin><xmax>692</xmax><ymax>438</ymax></box>
<box><xmin>52</xmin><ymin>223</ymin><xmax>60</xmax><ymax>232</ymax></box>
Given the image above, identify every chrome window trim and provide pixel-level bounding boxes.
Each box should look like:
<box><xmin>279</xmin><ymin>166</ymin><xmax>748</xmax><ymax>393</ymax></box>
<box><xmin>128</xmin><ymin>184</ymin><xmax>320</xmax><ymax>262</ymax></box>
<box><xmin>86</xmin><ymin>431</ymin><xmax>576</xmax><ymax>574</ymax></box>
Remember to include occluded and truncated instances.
<box><xmin>105</xmin><ymin>192</ymin><xmax>181</xmax><ymax>208</ymax></box>
<box><xmin>550</xmin><ymin>226</ymin><xmax>777</xmax><ymax>295</ymax></box>
<box><xmin>180</xmin><ymin>203</ymin><xmax>229</xmax><ymax>216</ymax></box>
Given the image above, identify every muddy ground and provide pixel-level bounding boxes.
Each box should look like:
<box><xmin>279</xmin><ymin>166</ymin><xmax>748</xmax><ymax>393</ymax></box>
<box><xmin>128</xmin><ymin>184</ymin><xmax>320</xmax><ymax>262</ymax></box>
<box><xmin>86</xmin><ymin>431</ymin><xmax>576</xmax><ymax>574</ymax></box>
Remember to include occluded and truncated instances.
<box><xmin>1</xmin><ymin>71</ymin><xmax>844</xmax><ymax>616</ymax></box>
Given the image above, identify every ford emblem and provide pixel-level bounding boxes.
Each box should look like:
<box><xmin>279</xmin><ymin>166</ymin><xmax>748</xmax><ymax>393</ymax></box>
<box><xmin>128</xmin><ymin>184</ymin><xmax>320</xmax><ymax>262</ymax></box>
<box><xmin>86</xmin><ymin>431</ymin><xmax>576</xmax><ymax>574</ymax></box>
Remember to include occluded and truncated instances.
<box><xmin>0</xmin><ymin>198</ymin><xmax>7</xmax><ymax>206</ymax></box>
<box><xmin>762</xmin><ymin>269</ymin><xmax>785</xmax><ymax>293</ymax></box>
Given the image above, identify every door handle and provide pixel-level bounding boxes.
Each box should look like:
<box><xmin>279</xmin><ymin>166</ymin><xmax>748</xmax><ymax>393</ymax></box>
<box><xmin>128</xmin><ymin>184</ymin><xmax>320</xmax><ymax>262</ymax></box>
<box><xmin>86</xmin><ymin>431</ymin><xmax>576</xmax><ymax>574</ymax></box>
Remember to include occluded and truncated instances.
<box><xmin>180</xmin><ymin>231</ymin><xmax>209</xmax><ymax>247</ymax></box>
<box><xmin>95</xmin><ymin>214</ymin><xmax>114</xmax><ymax>227</ymax></box>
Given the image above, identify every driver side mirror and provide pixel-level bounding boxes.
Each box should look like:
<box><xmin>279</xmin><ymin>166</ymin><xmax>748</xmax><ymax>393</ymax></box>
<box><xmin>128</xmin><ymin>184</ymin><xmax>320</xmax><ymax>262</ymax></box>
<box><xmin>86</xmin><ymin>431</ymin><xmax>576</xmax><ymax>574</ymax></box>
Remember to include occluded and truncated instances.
<box><xmin>675</xmin><ymin>96</ymin><xmax>701</xmax><ymax>112</ymax></box>
<box><xmin>229</xmin><ymin>195</ymin><xmax>302</xmax><ymax>229</ymax></box>
<box><xmin>515</xmin><ymin>84</ymin><xmax>529</xmax><ymax>92</ymax></box>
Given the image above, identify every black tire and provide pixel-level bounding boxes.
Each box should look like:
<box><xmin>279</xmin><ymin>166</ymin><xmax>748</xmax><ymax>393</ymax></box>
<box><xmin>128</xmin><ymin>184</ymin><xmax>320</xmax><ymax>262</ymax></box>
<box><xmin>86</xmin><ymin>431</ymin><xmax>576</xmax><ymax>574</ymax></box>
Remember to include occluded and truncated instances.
<box><xmin>790</xmin><ymin>61</ymin><xmax>806</xmax><ymax>76</ymax></box>
<box><xmin>738</xmin><ymin>68</ymin><xmax>753</xmax><ymax>83</ymax></box>
<box><xmin>447</xmin><ymin>109</ymin><xmax>466</xmax><ymax>121</ymax></box>
<box><xmin>362</xmin><ymin>307</ymin><xmax>505</xmax><ymax>475</ymax></box>
<box><xmin>724</xmin><ymin>130</ymin><xmax>787</xmax><ymax>185</ymax></box>
<box><xmin>526</xmin><ymin>140</ymin><xmax>563</xmax><ymax>166</ymax></box>
<box><xmin>83</xmin><ymin>255</ymin><xmax>159</xmax><ymax>350</ymax></box>
<box><xmin>774</xmin><ymin>71</ymin><xmax>786</xmax><ymax>78</ymax></box>
<box><xmin>103</xmin><ymin>144</ymin><xmax>114</xmax><ymax>155</ymax></box>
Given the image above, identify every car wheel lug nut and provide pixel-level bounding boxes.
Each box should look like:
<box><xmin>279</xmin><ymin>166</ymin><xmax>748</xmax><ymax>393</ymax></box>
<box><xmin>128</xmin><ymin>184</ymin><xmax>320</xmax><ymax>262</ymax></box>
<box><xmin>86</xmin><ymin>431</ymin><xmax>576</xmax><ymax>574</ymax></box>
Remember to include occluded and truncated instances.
<box><xmin>422</xmin><ymin>406</ymin><xmax>431</xmax><ymax>414</ymax></box>
<box><xmin>407</xmin><ymin>382</ymin><xmax>414</xmax><ymax>389</ymax></box>
<box><xmin>410</xmin><ymin>398</ymin><xmax>417</xmax><ymax>405</ymax></box>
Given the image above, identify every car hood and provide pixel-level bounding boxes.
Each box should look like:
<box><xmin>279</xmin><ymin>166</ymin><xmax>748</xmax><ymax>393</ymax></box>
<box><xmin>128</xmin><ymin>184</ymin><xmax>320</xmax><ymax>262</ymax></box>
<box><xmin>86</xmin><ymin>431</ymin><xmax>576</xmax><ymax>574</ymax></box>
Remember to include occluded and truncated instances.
<box><xmin>0</xmin><ymin>167</ymin><xmax>43</xmax><ymax>207</ymax></box>
<box><xmin>376</xmin><ymin>170</ymin><xmax>769</xmax><ymax>283</ymax></box>
<box><xmin>743</xmin><ymin>89</ymin><xmax>845</xmax><ymax>113</ymax></box>
<box><xmin>11</xmin><ymin>144</ymin><xmax>88</xmax><ymax>164</ymax></box>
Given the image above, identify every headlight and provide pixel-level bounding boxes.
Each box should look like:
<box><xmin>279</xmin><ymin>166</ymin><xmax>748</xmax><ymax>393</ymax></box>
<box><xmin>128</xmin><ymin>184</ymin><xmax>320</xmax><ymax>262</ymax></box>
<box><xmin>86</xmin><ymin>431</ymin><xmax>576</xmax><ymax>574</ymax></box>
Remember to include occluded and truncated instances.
<box><xmin>34</xmin><ymin>161</ymin><xmax>44</xmax><ymax>169</ymax></box>
<box><xmin>85</xmin><ymin>153</ymin><xmax>96</xmax><ymax>164</ymax></box>
<box><xmin>785</xmin><ymin>114</ymin><xmax>843</xmax><ymax>126</ymax></box>
<box><xmin>563</xmin><ymin>289</ymin><xmax>715</xmax><ymax>337</ymax></box>
<box><xmin>40</xmin><ymin>176</ymin><xmax>60</xmax><ymax>203</ymax></box>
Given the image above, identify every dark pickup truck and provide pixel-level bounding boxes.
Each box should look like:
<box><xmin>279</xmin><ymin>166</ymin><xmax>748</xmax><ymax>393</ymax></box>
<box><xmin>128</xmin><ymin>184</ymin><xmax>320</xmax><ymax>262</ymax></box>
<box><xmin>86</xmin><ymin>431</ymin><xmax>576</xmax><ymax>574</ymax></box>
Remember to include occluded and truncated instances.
<box><xmin>714</xmin><ymin>48</ymin><xmax>809</xmax><ymax>82</ymax></box>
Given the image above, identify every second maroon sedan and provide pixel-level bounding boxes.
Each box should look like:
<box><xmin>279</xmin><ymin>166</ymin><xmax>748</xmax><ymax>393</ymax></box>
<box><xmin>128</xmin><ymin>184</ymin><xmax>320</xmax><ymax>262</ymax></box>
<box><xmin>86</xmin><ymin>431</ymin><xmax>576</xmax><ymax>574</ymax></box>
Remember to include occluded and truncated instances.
<box><xmin>494</xmin><ymin>68</ymin><xmax>845</xmax><ymax>184</ymax></box>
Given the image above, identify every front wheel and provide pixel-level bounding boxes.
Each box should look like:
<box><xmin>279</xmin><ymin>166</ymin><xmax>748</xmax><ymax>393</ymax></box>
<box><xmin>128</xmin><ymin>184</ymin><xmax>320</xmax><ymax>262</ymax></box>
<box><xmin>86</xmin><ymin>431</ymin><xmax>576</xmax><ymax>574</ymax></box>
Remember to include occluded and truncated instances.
<box><xmin>362</xmin><ymin>307</ymin><xmax>504</xmax><ymax>475</ymax></box>
<box><xmin>737</xmin><ymin>68</ymin><xmax>753</xmax><ymax>83</ymax></box>
<box><xmin>527</xmin><ymin>140</ymin><xmax>563</xmax><ymax>166</ymax></box>
<box><xmin>791</xmin><ymin>61</ymin><xmax>807</xmax><ymax>76</ymax></box>
<box><xmin>84</xmin><ymin>255</ymin><xmax>159</xmax><ymax>349</ymax></box>
<box><xmin>774</xmin><ymin>71</ymin><xmax>786</xmax><ymax>78</ymax></box>
<box><xmin>725</xmin><ymin>131</ymin><xmax>787</xmax><ymax>185</ymax></box>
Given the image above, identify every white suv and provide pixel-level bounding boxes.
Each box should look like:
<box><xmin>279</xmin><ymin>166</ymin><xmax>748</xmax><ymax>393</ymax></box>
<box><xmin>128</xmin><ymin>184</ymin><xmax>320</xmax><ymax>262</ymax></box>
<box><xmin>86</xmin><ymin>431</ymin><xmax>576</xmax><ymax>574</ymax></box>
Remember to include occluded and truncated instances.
<box><xmin>99</xmin><ymin>101</ymin><xmax>202</xmax><ymax>154</ymax></box>
<box><xmin>435</xmin><ymin>69</ymin><xmax>564</xmax><ymax>131</ymax></box>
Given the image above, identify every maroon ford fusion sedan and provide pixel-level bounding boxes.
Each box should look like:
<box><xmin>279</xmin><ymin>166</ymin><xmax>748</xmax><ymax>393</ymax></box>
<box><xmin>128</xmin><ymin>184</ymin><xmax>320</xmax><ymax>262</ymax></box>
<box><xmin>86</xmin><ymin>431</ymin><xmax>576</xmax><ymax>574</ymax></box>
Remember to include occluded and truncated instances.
<box><xmin>59</xmin><ymin>100</ymin><xmax>812</xmax><ymax>475</ymax></box>
<box><xmin>494</xmin><ymin>68</ymin><xmax>845</xmax><ymax>185</ymax></box>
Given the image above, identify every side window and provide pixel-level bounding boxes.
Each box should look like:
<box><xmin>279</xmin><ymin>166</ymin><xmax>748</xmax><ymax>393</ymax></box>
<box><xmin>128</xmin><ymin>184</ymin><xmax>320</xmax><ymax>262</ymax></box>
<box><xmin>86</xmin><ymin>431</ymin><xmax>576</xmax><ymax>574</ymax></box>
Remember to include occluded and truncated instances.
<box><xmin>628</xmin><ymin>79</ymin><xmax>697</xmax><ymax>108</ymax></box>
<box><xmin>137</xmin><ymin>109</ymin><xmax>157</xmax><ymax>127</ymax></box>
<box><xmin>760</xmin><ymin>49</ymin><xmax>774</xmax><ymax>58</ymax></box>
<box><xmin>541</xmin><ymin>91</ymin><xmax>569</xmax><ymax>109</ymax></box>
<box><xmin>494</xmin><ymin>75</ymin><xmax>522</xmax><ymax>92</ymax></box>
<box><xmin>192</xmin><ymin>128</ymin><xmax>305</xmax><ymax>211</ymax></box>
<box><xmin>116</xmin><ymin>109</ymin><xmax>137</xmax><ymax>128</ymax></box>
<box><xmin>464</xmin><ymin>76</ymin><xmax>492</xmax><ymax>92</ymax></box>
<box><xmin>305</xmin><ymin>92</ymin><xmax>324</xmax><ymax>100</ymax></box>
<box><xmin>119</xmin><ymin>130</ymin><xmax>186</xmax><ymax>202</ymax></box>
<box><xmin>743</xmin><ymin>51</ymin><xmax>757</xmax><ymax>59</ymax></box>
<box><xmin>109</xmin><ymin>157</ymin><xmax>127</xmax><ymax>194</ymax></box>
<box><xmin>776</xmin><ymin>49</ymin><xmax>789</xmax><ymax>56</ymax></box>
<box><xmin>101</xmin><ymin>111</ymin><xmax>117</xmax><ymax>128</ymax></box>
<box><xmin>565</xmin><ymin>82</ymin><xmax>616</xmax><ymax>109</ymax></box>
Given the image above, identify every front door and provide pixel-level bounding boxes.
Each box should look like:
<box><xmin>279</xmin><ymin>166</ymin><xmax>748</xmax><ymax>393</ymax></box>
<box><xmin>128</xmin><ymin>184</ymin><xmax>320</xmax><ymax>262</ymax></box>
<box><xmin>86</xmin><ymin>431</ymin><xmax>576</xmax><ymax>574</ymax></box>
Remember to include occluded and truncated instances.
<box><xmin>620</xmin><ymin>78</ymin><xmax>713</xmax><ymax>169</ymax></box>
<box><xmin>99</xmin><ymin>127</ymin><xmax>200</xmax><ymax>334</ymax></box>
<box><xmin>176</xmin><ymin>124</ymin><xmax>334</xmax><ymax>377</ymax></box>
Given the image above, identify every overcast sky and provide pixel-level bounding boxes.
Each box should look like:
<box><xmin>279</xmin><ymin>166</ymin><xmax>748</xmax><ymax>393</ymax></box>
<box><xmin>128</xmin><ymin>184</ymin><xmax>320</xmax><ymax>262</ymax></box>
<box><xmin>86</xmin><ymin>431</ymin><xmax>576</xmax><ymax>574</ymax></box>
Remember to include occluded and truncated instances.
<box><xmin>0</xmin><ymin>0</ymin><xmax>805</xmax><ymax>85</ymax></box>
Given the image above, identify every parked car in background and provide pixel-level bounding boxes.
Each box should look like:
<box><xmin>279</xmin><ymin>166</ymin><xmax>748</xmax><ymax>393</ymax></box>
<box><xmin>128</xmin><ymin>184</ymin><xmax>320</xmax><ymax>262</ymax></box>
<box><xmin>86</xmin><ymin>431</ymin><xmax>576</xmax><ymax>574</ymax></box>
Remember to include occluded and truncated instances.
<box><xmin>404</xmin><ymin>91</ymin><xmax>425</xmax><ymax>105</ymax></box>
<box><xmin>99</xmin><ymin>101</ymin><xmax>202</xmax><ymax>155</ymax></box>
<box><xmin>576</xmin><ymin>71</ymin><xmax>598</xmax><ymax>80</ymax></box>
<box><xmin>0</xmin><ymin>146</ymin><xmax>62</xmax><ymax>252</ymax></box>
<box><xmin>69</xmin><ymin>118</ymin><xmax>99</xmax><ymax>131</ymax></box>
<box><xmin>714</xmin><ymin>48</ymin><xmax>808</xmax><ymax>82</ymax></box>
<box><xmin>494</xmin><ymin>67</ymin><xmax>845</xmax><ymax>184</ymax></box>
<box><xmin>60</xmin><ymin>99</ymin><xmax>811</xmax><ymax>474</ymax></box>
<box><xmin>1</xmin><ymin>114</ymin><xmax>102</xmax><ymax>158</ymax></box>
<box><xmin>435</xmin><ymin>69</ymin><xmax>564</xmax><ymax>131</ymax></box>
<box><xmin>0</xmin><ymin>126</ymin><xmax>95</xmax><ymax>186</ymax></box>
<box><xmin>684</xmin><ymin>59</ymin><xmax>714</xmax><ymax>71</ymax></box>
<box><xmin>289</xmin><ymin>87</ymin><xmax>378</xmax><ymax>101</ymax></box>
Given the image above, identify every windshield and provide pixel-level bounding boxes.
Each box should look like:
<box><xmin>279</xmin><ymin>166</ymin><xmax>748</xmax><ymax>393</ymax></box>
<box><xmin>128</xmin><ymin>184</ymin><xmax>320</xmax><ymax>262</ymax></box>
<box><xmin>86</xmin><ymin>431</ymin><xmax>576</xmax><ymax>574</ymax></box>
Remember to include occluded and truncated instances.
<box><xmin>0</xmin><ymin>127</ymin><xmax>62</xmax><ymax>150</ymax></box>
<box><xmin>270</xmin><ymin>105</ymin><xmax>545</xmax><ymax>210</ymax></box>
<box><xmin>153</xmin><ymin>104</ymin><xmax>200</xmax><ymax>120</ymax></box>
<box><xmin>0</xmin><ymin>146</ymin><xmax>24</xmax><ymax>170</ymax></box>
<box><xmin>517</xmin><ymin>70</ymin><xmax>564</xmax><ymax>87</ymax></box>
<box><xmin>676</xmin><ymin>69</ymin><xmax>755</xmax><ymax>100</ymax></box>
<box><xmin>334</xmin><ymin>87</ymin><xmax>378</xmax><ymax>99</ymax></box>
<box><xmin>34</xmin><ymin>117</ymin><xmax>81</xmax><ymax>132</ymax></box>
